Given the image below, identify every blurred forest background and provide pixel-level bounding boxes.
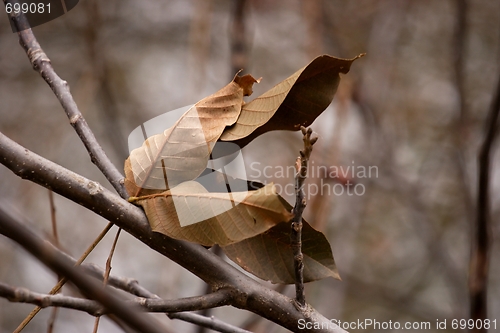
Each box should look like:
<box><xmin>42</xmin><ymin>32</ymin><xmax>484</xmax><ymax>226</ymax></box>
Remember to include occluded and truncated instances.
<box><xmin>0</xmin><ymin>0</ymin><xmax>499</xmax><ymax>332</ymax></box>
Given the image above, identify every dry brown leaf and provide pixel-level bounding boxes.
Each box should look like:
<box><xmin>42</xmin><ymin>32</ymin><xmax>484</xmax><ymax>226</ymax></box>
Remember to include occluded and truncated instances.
<box><xmin>223</xmin><ymin>220</ymin><xmax>340</xmax><ymax>284</ymax></box>
<box><xmin>220</xmin><ymin>54</ymin><xmax>364</xmax><ymax>147</ymax></box>
<box><xmin>130</xmin><ymin>181</ymin><xmax>293</xmax><ymax>246</ymax></box>
<box><xmin>124</xmin><ymin>73</ymin><xmax>259</xmax><ymax>197</ymax></box>
<box><xmin>222</xmin><ymin>181</ymin><xmax>339</xmax><ymax>283</ymax></box>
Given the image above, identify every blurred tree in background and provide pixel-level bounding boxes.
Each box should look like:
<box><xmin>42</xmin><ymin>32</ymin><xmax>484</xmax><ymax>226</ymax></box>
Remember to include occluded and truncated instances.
<box><xmin>0</xmin><ymin>0</ymin><xmax>499</xmax><ymax>332</ymax></box>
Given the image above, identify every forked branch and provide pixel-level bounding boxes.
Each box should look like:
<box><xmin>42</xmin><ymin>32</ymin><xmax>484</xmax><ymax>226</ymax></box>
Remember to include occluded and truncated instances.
<box><xmin>0</xmin><ymin>131</ymin><xmax>347</xmax><ymax>333</ymax></box>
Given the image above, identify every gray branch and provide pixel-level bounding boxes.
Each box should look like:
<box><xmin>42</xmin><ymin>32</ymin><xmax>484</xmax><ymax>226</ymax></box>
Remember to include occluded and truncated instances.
<box><xmin>0</xmin><ymin>278</ymin><xmax>252</xmax><ymax>333</ymax></box>
<box><xmin>0</xmin><ymin>281</ymin><xmax>233</xmax><ymax>316</ymax></box>
<box><xmin>169</xmin><ymin>313</ymin><xmax>253</xmax><ymax>333</ymax></box>
<box><xmin>1</xmin><ymin>3</ymin><xmax>345</xmax><ymax>332</ymax></box>
<box><xmin>4</xmin><ymin>0</ymin><xmax>127</xmax><ymax>199</ymax></box>
<box><xmin>0</xmin><ymin>282</ymin><xmax>103</xmax><ymax>316</ymax></box>
<box><xmin>82</xmin><ymin>263</ymin><xmax>253</xmax><ymax>333</ymax></box>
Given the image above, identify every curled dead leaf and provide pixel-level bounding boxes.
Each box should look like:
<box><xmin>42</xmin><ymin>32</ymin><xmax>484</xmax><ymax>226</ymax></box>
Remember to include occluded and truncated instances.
<box><xmin>124</xmin><ymin>73</ymin><xmax>259</xmax><ymax>197</ymax></box>
<box><xmin>130</xmin><ymin>181</ymin><xmax>293</xmax><ymax>247</ymax></box>
<box><xmin>220</xmin><ymin>54</ymin><xmax>364</xmax><ymax>148</ymax></box>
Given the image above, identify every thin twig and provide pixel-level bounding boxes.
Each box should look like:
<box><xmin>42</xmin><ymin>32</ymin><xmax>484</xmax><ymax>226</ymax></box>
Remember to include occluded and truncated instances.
<box><xmin>2</xmin><ymin>2</ymin><xmax>347</xmax><ymax>332</ymax></box>
<box><xmin>137</xmin><ymin>290</ymin><xmax>233</xmax><ymax>313</ymax></box>
<box><xmin>46</xmin><ymin>307</ymin><xmax>58</xmax><ymax>333</ymax></box>
<box><xmin>4</xmin><ymin>0</ymin><xmax>127</xmax><ymax>199</ymax></box>
<box><xmin>93</xmin><ymin>227</ymin><xmax>122</xmax><ymax>333</ymax></box>
<box><xmin>6</xmin><ymin>9</ymin><xmax>130</xmax><ymax>329</ymax></box>
<box><xmin>291</xmin><ymin>126</ymin><xmax>318</xmax><ymax>308</ymax></box>
<box><xmin>104</xmin><ymin>229</ymin><xmax>122</xmax><ymax>286</ymax></box>
<box><xmin>48</xmin><ymin>190</ymin><xmax>59</xmax><ymax>245</ymax></box>
<box><xmin>47</xmin><ymin>190</ymin><xmax>59</xmax><ymax>333</ymax></box>
<box><xmin>83</xmin><ymin>263</ymin><xmax>250</xmax><ymax>333</ymax></box>
<box><xmin>469</xmin><ymin>73</ymin><xmax>500</xmax><ymax>331</ymax></box>
<box><xmin>1</xmin><ymin>268</ymin><xmax>247</xmax><ymax>333</ymax></box>
<box><xmin>14</xmin><ymin>223</ymin><xmax>113</xmax><ymax>333</ymax></box>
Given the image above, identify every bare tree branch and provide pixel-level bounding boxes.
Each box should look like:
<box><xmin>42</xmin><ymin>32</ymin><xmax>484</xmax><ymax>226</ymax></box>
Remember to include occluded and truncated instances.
<box><xmin>93</xmin><ymin>227</ymin><xmax>122</xmax><ymax>333</ymax></box>
<box><xmin>47</xmin><ymin>189</ymin><xmax>60</xmax><ymax>333</ymax></box>
<box><xmin>0</xmin><ymin>281</ymin><xmax>234</xmax><ymax>315</ymax></box>
<box><xmin>3</xmin><ymin>0</ymin><xmax>128</xmax><ymax>199</ymax></box>
<box><xmin>83</xmin><ymin>264</ymin><xmax>252</xmax><ymax>333</ymax></box>
<box><xmin>469</xmin><ymin>72</ymin><xmax>500</xmax><ymax>331</ymax></box>
<box><xmin>0</xmin><ymin>206</ymin><xmax>246</xmax><ymax>333</ymax></box>
<box><xmin>0</xmin><ymin>282</ymin><xmax>103</xmax><ymax>316</ymax></box>
<box><xmin>0</xmin><ymin>130</ymin><xmax>347</xmax><ymax>333</ymax></box>
<box><xmin>7</xmin><ymin>275</ymin><xmax>251</xmax><ymax>333</ymax></box>
<box><xmin>0</xmin><ymin>207</ymin><xmax>166</xmax><ymax>333</ymax></box>
<box><xmin>137</xmin><ymin>290</ymin><xmax>233</xmax><ymax>313</ymax></box>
